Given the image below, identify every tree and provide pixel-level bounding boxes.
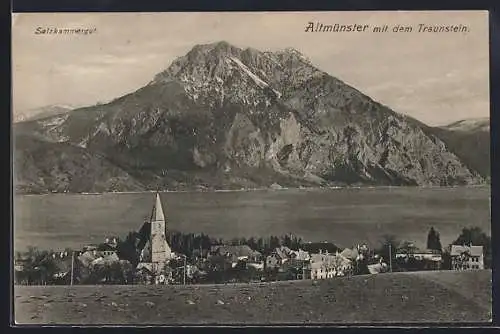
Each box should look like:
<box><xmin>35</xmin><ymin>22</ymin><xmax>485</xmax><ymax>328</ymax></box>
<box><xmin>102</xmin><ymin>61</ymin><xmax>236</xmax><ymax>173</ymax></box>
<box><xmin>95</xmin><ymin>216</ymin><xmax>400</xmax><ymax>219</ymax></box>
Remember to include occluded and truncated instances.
<box><xmin>376</xmin><ymin>234</ymin><xmax>399</xmax><ymax>272</ymax></box>
<box><xmin>282</xmin><ymin>234</ymin><xmax>292</xmax><ymax>248</ymax></box>
<box><xmin>116</xmin><ymin>232</ymin><xmax>140</xmax><ymax>266</ymax></box>
<box><xmin>16</xmin><ymin>247</ymin><xmax>60</xmax><ymax>285</ymax></box>
<box><xmin>441</xmin><ymin>249</ymin><xmax>452</xmax><ymax>270</ymax></box>
<box><xmin>257</xmin><ymin>237</ymin><xmax>264</xmax><ymax>253</ymax></box>
<box><xmin>427</xmin><ymin>227</ymin><xmax>442</xmax><ymax>251</ymax></box>
<box><xmin>396</xmin><ymin>240</ymin><xmax>431</xmax><ymax>272</ymax></box>
<box><xmin>206</xmin><ymin>255</ymin><xmax>232</xmax><ymax>284</ymax></box>
<box><xmin>270</xmin><ymin>236</ymin><xmax>280</xmax><ymax>250</ymax></box>
<box><xmin>353</xmin><ymin>257</ymin><xmax>370</xmax><ymax>275</ymax></box>
<box><xmin>247</xmin><ymin>237</ymin><xmax>257</xmax><ymax>251</ymax></box>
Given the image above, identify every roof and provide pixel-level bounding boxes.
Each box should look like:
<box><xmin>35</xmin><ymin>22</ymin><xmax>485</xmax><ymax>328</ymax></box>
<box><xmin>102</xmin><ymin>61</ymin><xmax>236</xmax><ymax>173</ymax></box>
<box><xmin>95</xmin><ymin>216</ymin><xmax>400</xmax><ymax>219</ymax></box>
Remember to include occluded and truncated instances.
<box><xmin>290</xmin><ymin>249</ymin><xmax>310</xmax><ymax>261</ymax></box>
<box><xmin>450</xmin><ymin>245</ymin><xmax>483</xmax><ymax>257</ymax></box>
<box><xmin>395</xmin><ymin>248</ymin><xmax>441</xmax><ymax>255</ymax></box>
<box><xmin>103</xmin><ymin>253</ymin><xmax>120</xmax><ymax>263</ymax></box>
<box><xmin>301</xmin><ymin>241</ymin><xmax>340</xmax><ymax>254</ymax></box>
<box><xmin>340</xmin><ymin>248</ymin><xmax>359</xmax><ymax>261</ymax></box>
<box><xmin>211</xmin><ymin>245</ymin><xmax>261</xmax><ymax>258</ymax></box>
<box><xmin>310</xmin><ymin>253</ymin><xmax>351</xmax><ymax>269</ymax></box>
<box><xmin>137</xmin><ymin>222</ymin><xmax>151</xmax><ymax>250</ymax></box>
<box><xmin>91</xmin><ymin>253</ymin><xmax>120</xmax><ymax>266</ymax></box>
<box><xmin>152</xmin><ymin>193</ymin><xmax>165</xmax><ymax>222</ymax></box>
<box><xmin>78</xmin><ymin>251</ymin><xmax>97</xmax><ymax>267</ymax></box>
<box><xmin>274</xmin><ymin>246</ymin><xmax>292</xmax><ymax>259</ymax></box>
<box><xmin>140</xmin><ymin>240</ymin><xmax>152</xmax><ymax>262</ymax></box>
<box><xmin>97</xmin><ymin>243</ymin><xmax>116</xmax><ymax>251</ymax></box>
<box><xmin>136</xmin><ymin>262</ymin><xmax>154</xmax><ymax>273</ymax></box>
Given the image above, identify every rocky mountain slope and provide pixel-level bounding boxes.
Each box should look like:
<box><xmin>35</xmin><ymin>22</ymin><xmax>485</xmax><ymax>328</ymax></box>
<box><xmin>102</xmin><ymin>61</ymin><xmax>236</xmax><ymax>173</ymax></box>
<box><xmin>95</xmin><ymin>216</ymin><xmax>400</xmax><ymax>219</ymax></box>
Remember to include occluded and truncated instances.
<box><xmin>13</xmin><ymin>41</ymin><xmax>484</xmax><ymax>193</ymax></box>
<box><xmin>14</xmin><ymin>134</ymin><xmax>143</xmax><ymax>194</ymax></box>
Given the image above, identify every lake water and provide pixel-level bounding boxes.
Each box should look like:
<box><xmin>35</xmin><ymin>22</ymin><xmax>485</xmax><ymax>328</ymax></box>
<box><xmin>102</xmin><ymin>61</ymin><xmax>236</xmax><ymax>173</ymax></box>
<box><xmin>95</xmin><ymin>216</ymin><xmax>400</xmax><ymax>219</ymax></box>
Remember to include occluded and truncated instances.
<box><xmin>14</xmin><ymin>187</ymin><xmax>491</xmax><ymax>252</ymax></box>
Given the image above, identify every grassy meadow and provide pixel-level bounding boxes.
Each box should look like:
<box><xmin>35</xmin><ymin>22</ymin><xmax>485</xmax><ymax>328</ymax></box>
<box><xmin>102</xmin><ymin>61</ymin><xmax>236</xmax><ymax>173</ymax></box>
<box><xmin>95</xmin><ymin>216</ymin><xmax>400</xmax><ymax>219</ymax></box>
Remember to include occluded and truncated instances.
<box><xmin>14</xmin><ymin>270</ymin><xmax>491</xmax><ymax>325</ymax></box>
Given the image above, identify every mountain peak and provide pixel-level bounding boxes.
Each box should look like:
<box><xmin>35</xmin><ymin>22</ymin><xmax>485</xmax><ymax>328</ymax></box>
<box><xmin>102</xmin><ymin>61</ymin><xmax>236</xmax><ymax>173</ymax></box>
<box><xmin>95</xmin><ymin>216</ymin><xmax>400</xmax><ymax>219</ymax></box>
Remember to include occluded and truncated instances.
<box><xmin>274</xmin><ymin>47</ymin><xmax>311</xmax><ymax>64</ymax></box>
<box><xmin>282</xmin><ymin>47</ymin><xmax>304</xmax><ymax>55</ymax></box>
<box><xmin>189</xmin><ymin>41</ymin><xmax>242</xmax><ymax>56</ymax></box>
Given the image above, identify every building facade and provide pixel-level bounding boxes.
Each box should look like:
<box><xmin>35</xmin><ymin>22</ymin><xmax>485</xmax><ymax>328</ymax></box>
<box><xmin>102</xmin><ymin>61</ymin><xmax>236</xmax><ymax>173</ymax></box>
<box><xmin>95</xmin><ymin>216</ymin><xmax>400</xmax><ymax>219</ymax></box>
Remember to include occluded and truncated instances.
<box><xmin>395</xmin><ymin>248</ymin><xmax>443</xmax><ymax>270</ymax></box>
<box><xmin>450</xmin><ymin>245</ymin><xmax>484</xmax><ymax>270</ymax></box>
<box><xmin>308</xmin><ymin>251</ymin><xmax>352</xmax><ymax>280</ymax></box>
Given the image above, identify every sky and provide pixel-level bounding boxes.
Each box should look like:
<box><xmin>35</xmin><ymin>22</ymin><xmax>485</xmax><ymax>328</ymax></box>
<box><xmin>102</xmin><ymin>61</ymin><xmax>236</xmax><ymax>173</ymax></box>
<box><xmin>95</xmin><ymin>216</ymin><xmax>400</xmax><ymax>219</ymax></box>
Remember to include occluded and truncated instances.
<box><xmin>12</xmin><ymin>11</ymin><xmax>489</xmax><ymax>126</ymax></box>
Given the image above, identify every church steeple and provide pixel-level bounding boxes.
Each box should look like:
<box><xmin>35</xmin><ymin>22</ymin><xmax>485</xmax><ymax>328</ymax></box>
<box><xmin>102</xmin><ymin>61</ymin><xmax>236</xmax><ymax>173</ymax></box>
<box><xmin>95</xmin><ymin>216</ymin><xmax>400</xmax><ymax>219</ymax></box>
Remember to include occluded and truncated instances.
<box><xmin>149</xmin><ymin>192</ymin><xmax>172</xmax><ymax>269</ymax></box>
<box><xmin>152</xmin><ymin>192</ymin><xmax>165</xmax><ymax>222</ymax></box>
<box><xmin>137</xmin><ymin>192</ymin><xmax>174</xmax><ymax>281</ymax></box>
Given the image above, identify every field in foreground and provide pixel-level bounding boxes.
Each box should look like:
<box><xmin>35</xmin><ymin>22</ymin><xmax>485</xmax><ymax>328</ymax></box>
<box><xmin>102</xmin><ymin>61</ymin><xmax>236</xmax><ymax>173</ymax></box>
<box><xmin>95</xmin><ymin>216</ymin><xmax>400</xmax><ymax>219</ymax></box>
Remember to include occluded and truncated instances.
<box><xmin>14</xmin><ymin>270</ymin><xmax>492</xmax><ymax>325</ymax></box>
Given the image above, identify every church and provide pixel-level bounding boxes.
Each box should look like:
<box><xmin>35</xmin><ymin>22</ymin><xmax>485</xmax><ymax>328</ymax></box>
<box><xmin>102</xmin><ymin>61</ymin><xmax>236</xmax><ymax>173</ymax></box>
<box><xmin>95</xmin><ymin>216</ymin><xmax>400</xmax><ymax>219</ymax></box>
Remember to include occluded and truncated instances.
<box><xmin>136</xmin><ymin>193</ymin><xmax>175</xmax><ymax>284</ymax></box>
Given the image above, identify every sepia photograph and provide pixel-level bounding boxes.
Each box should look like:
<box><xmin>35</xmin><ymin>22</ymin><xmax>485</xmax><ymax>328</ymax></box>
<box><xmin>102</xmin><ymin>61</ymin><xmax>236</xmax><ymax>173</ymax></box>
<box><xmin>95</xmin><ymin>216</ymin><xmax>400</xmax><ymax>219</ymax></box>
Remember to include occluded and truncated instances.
<box><xmin>12</xmin><ymin>11</ymin><xmax>491</xmax><ymax>325</ymax></box>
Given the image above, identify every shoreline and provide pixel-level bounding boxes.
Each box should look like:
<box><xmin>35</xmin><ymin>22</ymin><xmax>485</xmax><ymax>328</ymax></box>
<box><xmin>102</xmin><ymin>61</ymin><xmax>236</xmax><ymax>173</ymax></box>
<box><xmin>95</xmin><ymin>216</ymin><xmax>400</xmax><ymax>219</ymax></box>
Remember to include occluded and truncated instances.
<box><xmin>14</xmin><ymin>184</ymin><xmax>491</xmax><ymax>196</ymax></box>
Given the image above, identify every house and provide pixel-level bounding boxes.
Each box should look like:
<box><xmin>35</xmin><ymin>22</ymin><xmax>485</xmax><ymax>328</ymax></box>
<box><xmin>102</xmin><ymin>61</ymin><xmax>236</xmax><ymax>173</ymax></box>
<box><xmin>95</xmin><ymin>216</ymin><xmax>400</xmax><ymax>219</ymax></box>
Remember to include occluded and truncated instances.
<box><xmin>263</xmin><ymin>247</ymin><xmax>311</xmax><ymax>280</ymax></box>
<box><xmin>265</xmin><ymin>246</ymin><xmax>311</xmax><ymax>272</ymax></box>
<box><xmin>209</xmin><ymin>245</ymin><xmax>262</xmax><ymax>267</ymax></box>
<box><xmin>340</xmin><ymin>247</ymin><xmax>360</xmax><ymax>261</ymax></box>
<box><xmin>450</xmin><ymin>244</ymin><xmax>484</xmax><ymax>270</ymax></box>
<box><xmin>78</xmin><ymin>250</ymin><xmax>98</xmax><ymax>268</ymax></box>
<box><xmin>96</xmin><ymin>243</ymin><xmax>118</xmax><ymax>257</ymax></box>
<box><xmin>290</xmin><ymin>249</ymin><xmax>311</xmax><ymax>261</ymax></box>
<box><xmin>357</xmin><ymin>244</ymin><xmax>369</xmax><ymax>253</ymax></box>
<box><xmin>395</xmin><ymin>248</ymin><xmax>442</xmax><ymax>270</ymax></box>
<box><xmin>83</xmin><ymin>244</ymin><xmax>98</xmax><ymax>252</ymax></box>
<box><xmin>265</xmin><ymin>253</ymin><xmax>282</xmax><ymax>270</ymax></box>
<box><xmin>91</xmin><ymin>252</ymin><xmax>120</xmax><ymax>266</ymax></box>
<box><xmin>266</xmin><ymin>246</ymin><xmax>293</xmax><ymax>270</ymax></box>
<box><xmin>395</xmin><ymin>248</ymin><xmax>442</xmax><ymax>261</ymax></box>
<box><xmin>80</xmin><ymin>244</ymin><xmax>117</xmax><ymax>258</ymax></box>
<box><xmin>308</xmin><ymin>250</ymin><xmax>352</xmax><ymax>280</ymax></box>
<box><xmin>14</xmin><ymin>257</ymin><xmax>29</xmax><ymax>272</ymax></box>
<box><xmin>282</xmin><ymin>257</ymin><xmax>311</xmax><ymax>279</ymax></box>
<box><xmin>104</xmin><ymin>236</ymin><xmax>119</xmax><ymax>249</ymax></box>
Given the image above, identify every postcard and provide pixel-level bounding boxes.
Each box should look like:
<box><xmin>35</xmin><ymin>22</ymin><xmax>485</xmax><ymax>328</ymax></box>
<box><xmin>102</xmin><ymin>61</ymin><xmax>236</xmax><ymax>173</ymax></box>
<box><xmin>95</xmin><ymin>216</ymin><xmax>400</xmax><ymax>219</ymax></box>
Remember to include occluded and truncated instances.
<box><xmin>12</xmin><ymin>11</ymin><xmax>491</xmax><ymax>325</ymax></box>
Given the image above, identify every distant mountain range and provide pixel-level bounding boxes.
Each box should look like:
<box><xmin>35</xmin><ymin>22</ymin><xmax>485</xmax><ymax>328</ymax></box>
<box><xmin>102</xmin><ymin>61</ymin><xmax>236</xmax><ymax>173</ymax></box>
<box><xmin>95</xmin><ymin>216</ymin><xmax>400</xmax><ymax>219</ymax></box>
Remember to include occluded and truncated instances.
<box><xmin>13</xmin><ymin>41</ymin><xmax>489</xmax><ymax>194</ymax></box>
<box><xmin>443</xmin><ymin>118</ymin><xmax>489</xmax><ymax>133</ymax></box>
<box><xmin>13</xmin><ymin>105</ymin><xmax>74</xmax><ymax>123</ymax></box>
<box><xmin>425</xmin><ymin>118</ymin><xmax>490</xmax><ymax>180</ymax></box>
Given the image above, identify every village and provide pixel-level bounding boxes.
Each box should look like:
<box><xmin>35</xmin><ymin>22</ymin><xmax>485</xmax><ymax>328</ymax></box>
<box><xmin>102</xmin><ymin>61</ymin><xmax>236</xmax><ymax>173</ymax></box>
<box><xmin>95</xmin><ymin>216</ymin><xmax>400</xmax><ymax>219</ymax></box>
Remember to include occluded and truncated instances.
<box><xmin>14</xmin><ymin>193</ymin><xmax>488</xmax><ymax>286</ymax></box>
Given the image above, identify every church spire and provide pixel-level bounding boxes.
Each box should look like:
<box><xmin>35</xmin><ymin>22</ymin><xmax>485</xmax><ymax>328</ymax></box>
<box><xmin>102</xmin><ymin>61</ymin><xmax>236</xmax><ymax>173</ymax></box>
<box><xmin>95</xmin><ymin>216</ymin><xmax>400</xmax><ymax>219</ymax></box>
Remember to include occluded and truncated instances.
<box><xmin>152</xmin><ymin>192</ymin><xmax>165</xmax><ymax>222</ymax></box>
